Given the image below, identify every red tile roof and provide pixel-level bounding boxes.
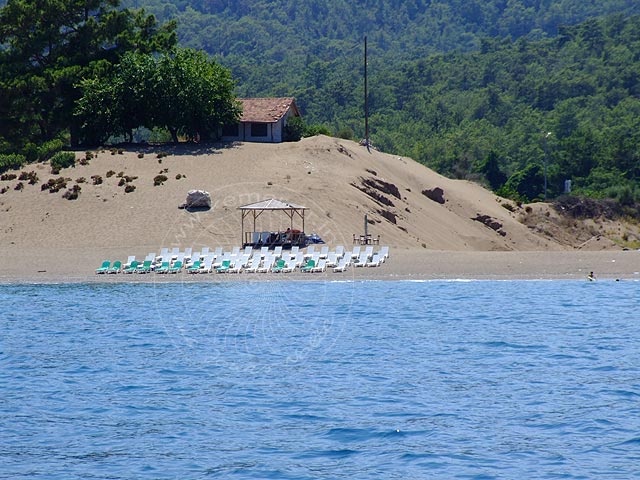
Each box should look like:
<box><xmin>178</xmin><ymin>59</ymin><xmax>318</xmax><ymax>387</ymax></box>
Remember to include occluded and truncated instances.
<box><xmin>239</xmin><ymin>97</ymin><xmax>299</xmax><ymax>123</ymax></box>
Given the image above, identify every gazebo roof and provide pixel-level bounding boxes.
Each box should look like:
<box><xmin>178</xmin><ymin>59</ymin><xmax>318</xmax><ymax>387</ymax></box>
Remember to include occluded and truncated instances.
<box><xmin>238</xmin><ymin>199</ymin><xmax>307</xmax><ymax>211</ymax></box>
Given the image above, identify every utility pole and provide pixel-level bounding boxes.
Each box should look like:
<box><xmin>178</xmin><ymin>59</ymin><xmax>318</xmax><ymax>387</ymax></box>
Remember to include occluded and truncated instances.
<box><xmin>543</xmin><ymin>132</ymin><xmax>551</xmax><ymax>201</ymax></box>
<box><xmin>364</xmin><ymin>36</ymin><xmax>370</xmax><ymax>152</ymax></box>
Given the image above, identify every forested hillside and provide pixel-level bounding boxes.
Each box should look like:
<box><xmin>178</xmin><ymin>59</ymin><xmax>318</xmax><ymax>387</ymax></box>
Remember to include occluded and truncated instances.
<box><xmin>120</xmin><ymin>1</ymin><xmax>640</xmax><ymax>201</ymax></box>
<box><xmin>2</xmin><ymin>0</ymin><xmax>640</xmax><ymax>203</ymax></box>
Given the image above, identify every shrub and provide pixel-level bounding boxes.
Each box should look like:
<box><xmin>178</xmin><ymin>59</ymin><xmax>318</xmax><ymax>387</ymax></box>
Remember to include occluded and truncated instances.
<box><xmin>0</xmin><ymin>154</ymin><xmax>26</xmax><ymax>174</ymax></box>
<box><xmin>106</xmin><ymin>170</ymin><xmax>115</xmax><ymax>178</ymax></box>
<box><xmin>50</xmin><ymin>151</ymin><xmax>76</xmax><ymax>173</ymax></box>
<box><xmin>91</xmin><ymin>175</ymin><xmax>103</xmax><ymax>185</ymax></box>
<box><xmin>18</xmin><ymin>171</ymin><xmax>38</xmax><ymax>184</ymax></box>
<box><xmin>76</xmin><ymin>177</ymin><xmax>86</xmax><ymax>184</ymax></box>
<box><xmin>336</xmin><ymin>127</ymin><xmax>354</xmax><ymax>140</ymax></box>
<box><xmin>175</xmin><ymin>174</ymin><xmax>182</xmax><ymax>180</ymax></box>
<box><xmin>14</xmin><ymin>182</ymin><xmax>24</xmax><ymax>191</ymax></box>
<box><xmin>42</xmin><ymin>177</ymin><xmax>69</xmax><ymax>193</ymax></box>
<box><xmin>1</xmin><ymin>173</ymin><xmax>17</xmax><ymax>181</ymax></box>
<box><xmin>78</xmin><ymin>152</ymin><xmax>92</xmax><ymax>165</ymax></box>
<box><xmin>153</xmin><ymin>174</ymin><xmax>168</xmax><ymax>186</ymax></box>
<box><xmin>124</xmin><ymin>184</ymin><xmax>136</xmax><ymax>193</ymax></box>
<box><xmin>118</xmin><ymin>178</ymin><xmax>126</xmax><ymax>187</ymax></box>
<box><xmin>157</xmin><ymin>152</ymin><xmax>168</xmax><ymax>159</ymax></box>
<box><xmin>304</xmin><ymin>123</ymin><xmax>332</xmax><ymax>137</ymax></box>
<box><xmin>284</xmin><ymin>117</ymin><xmax>305</xmax><ymax>142</ymax></box>
<box><xmin>62</xmin><ymin>185</ymin><xmax>81</xmax><ymax>200</ymax></box>
<box><xmin>137</xmin><ymin>153</ymin><xmax>144</xmax><ymax>158</ymax></box>
<box><xmin>37</xmin><ymin>139</ymin><xmax>65</xmax><ymax>162</ymax></box>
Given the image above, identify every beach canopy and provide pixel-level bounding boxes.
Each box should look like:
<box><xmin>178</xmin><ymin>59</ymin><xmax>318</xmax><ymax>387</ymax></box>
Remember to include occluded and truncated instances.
<box><xmin>238</xmin><ymin>199</ymin><xmax>307</xmax><ymax>244</ymax></box>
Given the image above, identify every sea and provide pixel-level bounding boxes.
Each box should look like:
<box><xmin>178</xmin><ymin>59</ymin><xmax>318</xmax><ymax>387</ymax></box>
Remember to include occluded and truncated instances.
<box><xmin>1</xmin><ymin>279</ymin><xmax>639</xmax><ymax>479</ymax></box>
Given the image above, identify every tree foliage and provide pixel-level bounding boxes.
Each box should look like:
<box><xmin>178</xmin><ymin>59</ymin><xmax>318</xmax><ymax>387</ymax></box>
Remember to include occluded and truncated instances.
<box><xmin>75</xmin><ymin>48</ymin><xmax>240</xmax><ymax>144</ymax></box>
<box><xmin>119</xmin><ymin>1</ymin><xmax>640</xmax><ymax>200</ymax></box>
<box><xmin>0</xmin><ymin>0</ymin><xmax>177</xmax><ymax>151</ymax></box>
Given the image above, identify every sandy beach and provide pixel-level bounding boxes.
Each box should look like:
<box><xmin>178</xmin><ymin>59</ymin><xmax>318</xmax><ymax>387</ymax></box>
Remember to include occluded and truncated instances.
<box><xmin>1</xmin><ymin>245</ymin><xmax>638</xmax><ymax>283</ymax></box>
<box><xmin>1</xmin><ymin>136</ymin><xmax>638</xmax><ymax>283</ymax></box>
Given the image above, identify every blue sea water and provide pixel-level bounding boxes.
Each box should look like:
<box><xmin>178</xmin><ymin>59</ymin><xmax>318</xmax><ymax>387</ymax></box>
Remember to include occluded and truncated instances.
<box><xmin>1</xmin><ymin>279</ymin><xmax>640</xmax><ymax>479</ymax></box>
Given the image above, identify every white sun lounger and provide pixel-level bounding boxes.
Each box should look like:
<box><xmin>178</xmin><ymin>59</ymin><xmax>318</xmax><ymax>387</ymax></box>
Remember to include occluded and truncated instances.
<box><xmin>312</xmin><ymin>258</ymin><xmax>327</xmax><ymax>273</ymax></box>
<box><xmin>304</xmin><ymin>245</ymin><xmax>316</xmax><ymax>260</ymax></box>
<box><xmin>326</xmin><ymin>252</ymin><xmax>339</xmax><ymax>268</ymax></box>
<box><xmin>199</xmin><ymin>256</ymin><xmax>214</xmax><ymax>273</ymax></box>
<box><xmin>333</xmin><ymin>257</ymin><xmax>350</xmax><ymax>273</ymax></box>
<box><xmin>354</xmin><ymin>251</ymin><xmax>369</xmax><ymax>267</ymax></box>
<box><xmin>366</xmin><ymin>254</ymin><xmax>383</xmax><ymax>267</ymax></box>
<box><xmin>257</xmin><ymin>256</ymin><xmax>274</xmax><ymax>273</ymax></box>
<box><xmin>244</xmin><ymin>255</ymin><xmax>262</xmax><ymax>273</ymax></box>
<box><xmin>364</xmin><ymin>246</ymin><xmax>374</xmax><ymax>260</ymax></box>
<box><xmin>279</xmin><ymin>257</ymin><xmax>297</xmax><ymax>273</ymax></box>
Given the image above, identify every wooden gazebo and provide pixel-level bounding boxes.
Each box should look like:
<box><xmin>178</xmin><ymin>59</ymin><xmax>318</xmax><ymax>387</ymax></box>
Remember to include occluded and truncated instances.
<box><xmin>238</xmin><ymin>199</ymin><xmax>307</xmax><ymax>248</ymax></box>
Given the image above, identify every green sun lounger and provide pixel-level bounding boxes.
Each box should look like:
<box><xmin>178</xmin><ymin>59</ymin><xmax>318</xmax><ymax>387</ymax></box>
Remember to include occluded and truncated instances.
<box><xmin>122</xmin><ymin>260</ymin><xmax>139</xmax><ymax>273</ymax></box>
<box><xmin>136</xmin><ymin>260</ymin><xmax>153</xmax><ymax>273</ymax></box>
<box><xmin>168</xmin><ymin>260</ymin><xmax>183</xmax><ymax>273</ymax></box>
<box><xmin>301</xmin><ymin>259</ymin><xmax>316</xmax><ymax>273</ymax></box>
<box><xmin>155</xmin><ymin>261</ymin><xmax>170</xmax><ymax>274</ymax></box>
<box><xmin>271</xmin><ymin>259</ymin><xmax>286</xmax><ymax>273</ymax></box>
<box><xmin>187</xmin><ymin>260</ymin><xmax>201</xmax><ymax>273</ymax></box>
<box><xmin>95</xmin><ymin>261</ymin><xmax>110</xmax><ymax>274</ymax></box>
<box><xmin>216</xmin><ymin>259</ymin><xmax>231</xmax><ymax>273</ymax></box>
<box><xmin>108</xmin><ymin>260</ymin><xmax>122</xmax><ymax>274</ymax></box>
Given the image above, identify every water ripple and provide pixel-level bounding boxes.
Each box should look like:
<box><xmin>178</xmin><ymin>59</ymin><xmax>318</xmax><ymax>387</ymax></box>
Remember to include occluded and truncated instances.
<box><xmin>1</xmin><ymin>281</ymin><xmax>640</xmax><ymax>479</ymax></box>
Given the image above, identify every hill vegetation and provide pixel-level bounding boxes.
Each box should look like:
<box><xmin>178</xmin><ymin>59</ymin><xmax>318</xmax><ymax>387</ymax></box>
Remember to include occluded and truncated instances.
<box><xmin>2</xmin><ymin>0</ymin><xmax>640</xmax><ymax>207</ymax></box>
<box><xmin>119</xmin><ymin>1</ymin><xmax>640</xmax><ymax>203</ymax></box>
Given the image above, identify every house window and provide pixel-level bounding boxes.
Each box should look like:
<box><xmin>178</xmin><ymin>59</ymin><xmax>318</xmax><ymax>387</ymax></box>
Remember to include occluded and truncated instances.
<box><xmin>222</xmin><ymin>123</ymin><xmax>239</xmax><ymax>137</ymax></box>
<box><xmin>251</xmin><ymin>123</ymin><xmax>268</xmax><ymax>137</ymax></box>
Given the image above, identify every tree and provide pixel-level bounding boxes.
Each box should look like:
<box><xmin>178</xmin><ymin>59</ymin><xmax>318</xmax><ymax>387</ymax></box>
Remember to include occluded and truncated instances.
<box><xmin>477</xmin><ymin>150</ymin><xmax>507</xmax><ymax>190</ymax></box>
<box><xmin>153</xmin><ymin>49</ymin><xmax>240</xmax><ymax>142</ymax></box>
<box><xmin>0</xmin><ymin>0</ymin><xmax>176</xmax><ymax>151</ymax></box>
<box><xmin>75</xmin><ymin>49</ymin><xmax>240</xmax><ymax>144</ymax></box>
<box><xmin>501</xmin><ymin>163</ymin><xmax>545</xmax><ymax>202</ymax></box>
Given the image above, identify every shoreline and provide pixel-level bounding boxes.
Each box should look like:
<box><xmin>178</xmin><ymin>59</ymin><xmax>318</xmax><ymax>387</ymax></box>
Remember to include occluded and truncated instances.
<box><xmin>2</xmin><ymin>248</ymin><xmax>639</xmax><ymax>284</ymax></box>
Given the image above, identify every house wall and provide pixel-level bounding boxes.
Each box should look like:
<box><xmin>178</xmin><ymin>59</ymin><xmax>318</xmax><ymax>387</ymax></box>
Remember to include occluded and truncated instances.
<box><xmin>220</xmin><ymin>108</ymin><xmax>296</xmax><ymax>143</ymax></box>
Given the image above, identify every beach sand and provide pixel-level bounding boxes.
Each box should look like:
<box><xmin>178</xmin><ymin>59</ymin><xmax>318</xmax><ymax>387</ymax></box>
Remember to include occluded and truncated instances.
<box><xmin>1</xmin><ymin>136</ymin><xmax>637</xmax><ymax>283</ymax></box>
<box><xmin>1</xmin><ymin>246</ymin><xmax>638</xmax><ymax>283</ymax></box>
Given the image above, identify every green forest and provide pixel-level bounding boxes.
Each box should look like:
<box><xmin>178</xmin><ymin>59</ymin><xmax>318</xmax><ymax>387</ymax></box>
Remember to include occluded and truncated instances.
<box><xmin>2</xmin><ymin>0</ymin><xmax>640</xmax><ymax>204</ymax></box>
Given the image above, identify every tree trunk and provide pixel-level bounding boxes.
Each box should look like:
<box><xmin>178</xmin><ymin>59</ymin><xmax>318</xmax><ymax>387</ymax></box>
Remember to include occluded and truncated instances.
<box><xmin>169</xmin><ymin>127</ymin><xmax>179</xmax><ymax>143</ymax></box>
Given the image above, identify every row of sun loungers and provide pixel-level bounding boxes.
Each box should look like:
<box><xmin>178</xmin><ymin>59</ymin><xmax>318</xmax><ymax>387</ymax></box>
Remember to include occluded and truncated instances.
<box><xmin>95</xmin><ymin>245</ymin><xmax>389</xmax><ymax>275</ymax></box>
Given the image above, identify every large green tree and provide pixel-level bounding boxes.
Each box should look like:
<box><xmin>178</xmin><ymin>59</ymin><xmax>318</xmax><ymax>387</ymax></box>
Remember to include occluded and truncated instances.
<box><xmin>153</xmin><ymin>48</ymin><xmax>240</xmax><ymax>142</ymax></box>
<box><xmin>75</xmin><ymin>49</ymin><xmax>241</xmax><ymax>144</ymax></box>
<box><xmin>0</xmin><ymin>0</ymin><xmax>176</xmax><ymax>153</ymax></box>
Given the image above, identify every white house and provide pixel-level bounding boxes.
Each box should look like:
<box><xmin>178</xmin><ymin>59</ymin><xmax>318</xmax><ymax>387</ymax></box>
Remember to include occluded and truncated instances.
<box><xmin>221</xmin><ymin>97</ymin><xmax>301</xmax><ymax>143</ymax></box>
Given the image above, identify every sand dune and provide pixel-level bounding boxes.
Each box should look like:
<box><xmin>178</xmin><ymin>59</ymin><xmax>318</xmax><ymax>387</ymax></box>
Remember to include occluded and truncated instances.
<box><xmin>2</xmin><ymin>135</ymin><xmax>638</xmax><ymax>282</ymax></box>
